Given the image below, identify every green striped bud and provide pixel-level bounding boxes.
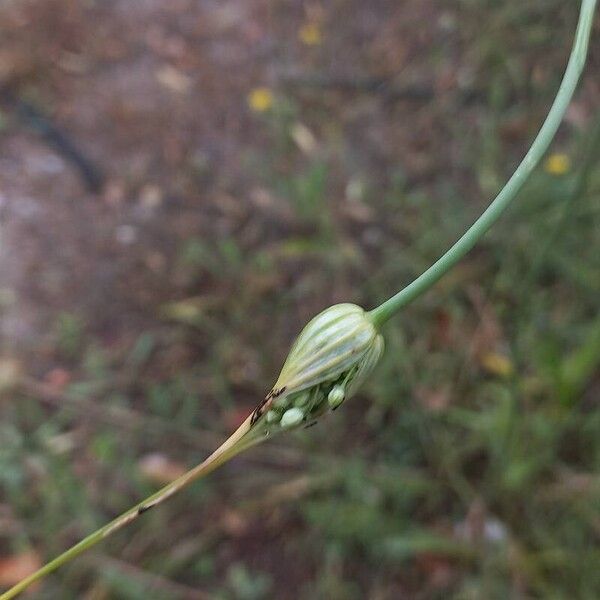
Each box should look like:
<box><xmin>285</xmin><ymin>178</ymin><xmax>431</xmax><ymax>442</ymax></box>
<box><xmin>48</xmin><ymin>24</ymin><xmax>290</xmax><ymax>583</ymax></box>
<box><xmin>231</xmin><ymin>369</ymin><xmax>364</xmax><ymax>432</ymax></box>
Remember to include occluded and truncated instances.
<box><xmin>251</xmin><ymin>303</ymin><xmax>384</xmax><ymax>433</ymax></box>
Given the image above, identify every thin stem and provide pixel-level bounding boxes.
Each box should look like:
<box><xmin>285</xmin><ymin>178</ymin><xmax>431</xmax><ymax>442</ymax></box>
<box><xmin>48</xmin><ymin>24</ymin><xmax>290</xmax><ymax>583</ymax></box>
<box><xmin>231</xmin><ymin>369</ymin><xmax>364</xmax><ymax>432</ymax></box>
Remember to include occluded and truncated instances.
<box><xmin>368</xmin><ymin>0</ymin><xmax>597</xmax><ymax>329</ymax></box>
<box><xmin>0</xmin><ymin>415</ymin><xmax>264</xmax><ymax>600</ymax></box>
<box><xmin>1</xmin><ymin>3</ymin><xmax>597</xmax><ymax>599</ymax></box>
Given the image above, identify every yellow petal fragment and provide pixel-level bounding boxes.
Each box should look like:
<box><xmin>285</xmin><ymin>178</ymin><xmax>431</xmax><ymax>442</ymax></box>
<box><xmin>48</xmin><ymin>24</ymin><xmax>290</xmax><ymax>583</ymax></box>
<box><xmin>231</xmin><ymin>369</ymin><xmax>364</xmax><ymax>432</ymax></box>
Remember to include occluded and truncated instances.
<box><xmin>299</xmin><ymin>22</ymin><xmax>322</xmax><ymax>46</ymax></box>
<box><xmin>481</xmin><ymin>352</ymin><xmax>514</xmax><ymax>377</ymax></box>
<box><xmin>544</xmin><ymin>153</ymin><xmax>571</xmax><ymax>176</ymax></box>
<box><xmin>247</xmin><ymin>87</ymin><xmax>274</xmax><ymax>112</ymax></box>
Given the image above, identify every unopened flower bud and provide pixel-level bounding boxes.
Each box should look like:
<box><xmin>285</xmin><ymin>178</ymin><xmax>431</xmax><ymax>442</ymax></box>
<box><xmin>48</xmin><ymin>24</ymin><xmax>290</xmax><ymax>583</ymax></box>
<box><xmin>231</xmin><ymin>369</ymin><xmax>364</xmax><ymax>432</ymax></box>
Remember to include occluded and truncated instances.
<box><xmin>292</xmin><ymin>391</ymin><xmax>310</xmax><ymax>407</ymax></box>
<box><xmin>280</xmin><ymin>407</ymin><xmax>305</xmax><ymax>429</ymax></box>
<box><xmin>250</xmin><ymin>303</ymin><xmax>384</xmax><ymax>432</ymax></box>
<box><xmin>266</xmin><ymin>410</ymin><xmax>280</xmax><ymax>423</ymax></box>
<box><xmin>327</xmin><ymin>385</ymin><xmax>345</xmax><ymax>409</ymax></box>
<box><xmin>273</xmin><ymin>395</ymin><xmax>290</xmax><ymax>410</ymax></box>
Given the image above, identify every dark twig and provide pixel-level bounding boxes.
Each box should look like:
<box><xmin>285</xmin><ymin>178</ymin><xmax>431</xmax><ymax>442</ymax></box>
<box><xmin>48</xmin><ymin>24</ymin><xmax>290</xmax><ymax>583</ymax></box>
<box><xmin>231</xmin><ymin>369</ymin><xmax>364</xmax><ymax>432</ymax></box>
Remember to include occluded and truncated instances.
<box><xmin>0</xmin><ymin>90</ymin><xmax>105</xmax><ymax>193</ymax></box>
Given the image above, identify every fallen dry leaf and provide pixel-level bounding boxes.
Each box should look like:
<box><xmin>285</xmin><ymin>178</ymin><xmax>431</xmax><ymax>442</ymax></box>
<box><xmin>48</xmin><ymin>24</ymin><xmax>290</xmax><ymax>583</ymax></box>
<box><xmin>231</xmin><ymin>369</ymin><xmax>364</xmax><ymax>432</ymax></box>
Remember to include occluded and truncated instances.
<box><xmin>415</xmin><ymin>386</ymin><xmax>452</xmax><ymax>413</ymax></box>
<box><xmin>220</xmin><ymin>509</ymin><xmax>249</xmax><ymax>537</ymax></box>
<box><xmin>480</xmin><ymin>352</ymin><xmax>513</xmax><ymax>378</ymax></box>
<box><xmin>156</xmin><ymin>65</ymin><xmax>192</xmax><ymax>94</ymax></box>
<box><xmin>160</xmin><ymin>297</ymin><xmax>209</xmax><ymax>324</ymax></box>
<box><xmin>138</xmin><ymin>453</ymin><xmax>187</xmax><ymax>485</ymax></box>
<box><xmin>43</xmin><ymin>367</ymin><xmax>72</xmax><ymax>392</ymax></box>
<box><xmin>0</xmin><ymin>550</ymin><xmax>42</xmax><ymax>588</ymax></box>
<box><xmin>0</xmin><ymin>358</ymin><xmax>21</xmax><ymax>393</ymax></box>
<box><xmin>290</xmin><ymin>123</ymin><xmax>318</xmax><ymax>155</ymax></box>
<box><xmin>468</xmin><ymin>288</ymin><xmax>503</xmax><ymax>343</ymax></box>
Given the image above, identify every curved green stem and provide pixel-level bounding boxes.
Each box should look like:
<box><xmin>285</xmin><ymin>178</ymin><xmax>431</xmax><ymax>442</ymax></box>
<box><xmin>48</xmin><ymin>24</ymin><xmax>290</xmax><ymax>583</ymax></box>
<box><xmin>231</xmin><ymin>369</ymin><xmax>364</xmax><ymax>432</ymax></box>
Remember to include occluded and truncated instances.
<box><xmin>1</xmin><ymin>2</ymin><xmax>596</xmax><ymax>599</ymax></box>
<box><xmin>0</xmin><ymin>415</ymin><xmax>265</xmax><ymax>600</ymax></box>
<box><xmin>368</xmin><ymin>0</ymin><xmax>597</xmax><ymax>329</ymax></box>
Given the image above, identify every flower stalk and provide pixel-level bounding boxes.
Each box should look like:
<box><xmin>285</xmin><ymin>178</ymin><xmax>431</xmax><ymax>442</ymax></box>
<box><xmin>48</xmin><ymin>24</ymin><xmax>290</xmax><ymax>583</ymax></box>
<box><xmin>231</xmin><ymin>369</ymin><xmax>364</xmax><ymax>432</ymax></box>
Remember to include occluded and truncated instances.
<box><xmin>367</xmin><ymin>0</ymin><xmax>597</xmax><ymax>329</ymax></box>
<box><xmin>1</xmin><ymin>1</ymin><xmax>596</xmax><ymax>597</ymax></box>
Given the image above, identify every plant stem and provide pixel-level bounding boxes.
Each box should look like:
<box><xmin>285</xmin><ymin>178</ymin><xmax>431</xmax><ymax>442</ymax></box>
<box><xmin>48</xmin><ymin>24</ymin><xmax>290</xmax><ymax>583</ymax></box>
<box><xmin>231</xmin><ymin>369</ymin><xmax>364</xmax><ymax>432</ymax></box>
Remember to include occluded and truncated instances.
<box><xmin>0</xmin><ymin>415</ymin><xmax>264</xmax><ymax>600</ymax></box>
<box><xmin>1</xmin><ymin>2</ymin><xmax>596</xmax><ymax>598</ymax></box>
<box><xmin>368</xmin><ymin>0</ymin><xmax>597</xmax><ymax>329</ymax></box>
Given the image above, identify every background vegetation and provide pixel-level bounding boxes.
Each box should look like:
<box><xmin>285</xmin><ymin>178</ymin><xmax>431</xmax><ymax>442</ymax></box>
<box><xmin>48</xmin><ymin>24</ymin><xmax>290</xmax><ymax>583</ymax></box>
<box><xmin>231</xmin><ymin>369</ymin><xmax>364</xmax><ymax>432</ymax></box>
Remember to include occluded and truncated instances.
<box><xmin>1</xmin><ymin>1</ymin><xmax>599</xmax><ymax>598</ymax></box>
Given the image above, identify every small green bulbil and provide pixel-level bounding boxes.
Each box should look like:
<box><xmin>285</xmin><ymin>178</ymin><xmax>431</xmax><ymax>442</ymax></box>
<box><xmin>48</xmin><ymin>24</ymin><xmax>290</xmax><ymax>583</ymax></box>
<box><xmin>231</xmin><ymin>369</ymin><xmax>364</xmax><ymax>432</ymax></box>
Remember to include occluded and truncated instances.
<box><xmin>280</xmin><ymin>407</ymin><xmax>305</xmax><ymax>429</ymax></box>
<box><xmin>265</xmin><ymin>410</ymin><xmax>281</xmax><ymax>423</ymax></box>
<box><xmin>273</xmin><ymin>395</ymin><xmax>290</xmax><ymax>410</ymax></box>
<box><xmin>327</xmin><ymin>385</ymin><xmax>345</xmax><ymax>409</ymax></box>
<box><xmin>292</xmin><ymin>391</ymin><xmax>310</xmax><ymax>407</ymax></box>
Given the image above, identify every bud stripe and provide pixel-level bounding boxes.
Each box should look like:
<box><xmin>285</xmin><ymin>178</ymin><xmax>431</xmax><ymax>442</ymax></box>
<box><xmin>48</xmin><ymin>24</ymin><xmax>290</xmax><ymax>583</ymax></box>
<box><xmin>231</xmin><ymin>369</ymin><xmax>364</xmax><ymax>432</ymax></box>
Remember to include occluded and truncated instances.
<box><xmin>291</xmin><ymin>305</ymin><xmax>362</xmax><ymax>355</ymax></box>
<box><xmin>282</xmin><ymin>344</ymin><xmax>371</xmax><ymax>391</ymax></box>
<box><xmin>286</xmin><ymin>322</ymin><xmax>370</xmax><ymax>373</ymax></box>
<box><xmin>280</xmin><ymin>333</ymin><xmax>372</xmax><ymax>386</ymax></box>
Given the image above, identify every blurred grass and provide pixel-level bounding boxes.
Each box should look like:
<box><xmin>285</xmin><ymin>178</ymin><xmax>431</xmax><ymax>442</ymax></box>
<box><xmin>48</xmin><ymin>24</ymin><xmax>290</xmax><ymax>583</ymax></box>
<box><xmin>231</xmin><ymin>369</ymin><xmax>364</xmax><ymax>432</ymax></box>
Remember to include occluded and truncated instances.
<box><xmin>1</xmin><ymin>1</ymin><xmax>599</xmax><ymax>599</ymax></box>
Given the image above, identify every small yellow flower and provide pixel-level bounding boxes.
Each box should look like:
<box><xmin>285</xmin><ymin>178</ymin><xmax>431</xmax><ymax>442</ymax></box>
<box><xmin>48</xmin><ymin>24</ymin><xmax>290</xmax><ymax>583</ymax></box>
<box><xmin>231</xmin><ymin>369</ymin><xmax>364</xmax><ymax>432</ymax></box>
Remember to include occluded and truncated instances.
<box><xmin>299</xmin><ymin>22</ymin><xmax>322</xmax><ymax>46</ymax></box>
<box><xmin>247</xmin><ymin>87</ymin><xmax>274</xmax><ymax>112</ymax></box>
<box><xmin>544</xmin><ymin>153</ymin><xmax>571</xmax><ymax>176</ymax></box>
<box><xmin>481</xmin><ymin>352</ymin><xmax>514</xmax><ymax>378</ymax></box>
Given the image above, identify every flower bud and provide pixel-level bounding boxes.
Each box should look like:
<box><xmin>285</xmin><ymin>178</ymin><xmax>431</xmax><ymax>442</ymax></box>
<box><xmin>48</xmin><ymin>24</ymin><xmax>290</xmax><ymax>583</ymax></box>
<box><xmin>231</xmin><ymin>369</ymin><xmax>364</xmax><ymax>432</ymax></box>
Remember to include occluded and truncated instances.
<box><xmin>327</xmin><ymin>385</ymin><xmax>345</xmax><ymax>409</ymax></box>
<box><xmin>250</xmin><ymin>303</ymin><xmax>384</xmax><ymax>432</ymax></box>
<box><xmin>280</xmin><ymin>408</ymin><xmax>305</xmax><ymax>429</ymax></box>
<box><xmin>265</xmin><ymin>410</ymin><xmax>280</xmax><ymax>423</ymax></box>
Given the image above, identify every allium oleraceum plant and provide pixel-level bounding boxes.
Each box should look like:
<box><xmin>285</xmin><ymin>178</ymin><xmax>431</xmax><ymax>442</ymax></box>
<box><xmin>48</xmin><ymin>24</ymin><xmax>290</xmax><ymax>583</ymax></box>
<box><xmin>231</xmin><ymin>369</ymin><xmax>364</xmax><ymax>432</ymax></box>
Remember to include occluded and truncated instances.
<box><xmin>1</xmin><ymin>1</ymin><xmax>596</xmax><ymax>597</ymax></box>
